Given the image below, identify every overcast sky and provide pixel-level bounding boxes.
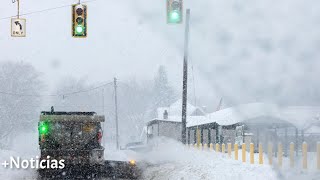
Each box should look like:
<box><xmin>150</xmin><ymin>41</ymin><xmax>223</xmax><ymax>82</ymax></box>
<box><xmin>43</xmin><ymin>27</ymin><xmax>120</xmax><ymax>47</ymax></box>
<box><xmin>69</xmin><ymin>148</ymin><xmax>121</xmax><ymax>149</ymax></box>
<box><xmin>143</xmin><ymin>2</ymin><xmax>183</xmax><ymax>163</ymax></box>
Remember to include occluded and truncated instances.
<box><xmin>1</xmin><ymin>0</ymin><xmax>320</xmax><ymax>109</ymax></box>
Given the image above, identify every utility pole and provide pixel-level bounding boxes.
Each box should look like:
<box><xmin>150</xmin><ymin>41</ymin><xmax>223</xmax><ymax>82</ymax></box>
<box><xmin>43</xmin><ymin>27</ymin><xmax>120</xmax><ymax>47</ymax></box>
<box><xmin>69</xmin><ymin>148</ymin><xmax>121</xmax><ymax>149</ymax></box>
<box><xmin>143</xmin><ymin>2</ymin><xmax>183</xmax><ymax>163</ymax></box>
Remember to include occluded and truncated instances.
<box><xmin>114</xmin><ymin>77</ymin><xmax>119</xmax><ymax>150</ymax></box>
<box><xmin>101</xmin><ymin>88</ymin><xmax>105</xmax><ymax>145</ymax></box>
<box><xmin>181</xmin><ymin>9</ymin><xmax>190</xmax><ymax>144</ymax></box>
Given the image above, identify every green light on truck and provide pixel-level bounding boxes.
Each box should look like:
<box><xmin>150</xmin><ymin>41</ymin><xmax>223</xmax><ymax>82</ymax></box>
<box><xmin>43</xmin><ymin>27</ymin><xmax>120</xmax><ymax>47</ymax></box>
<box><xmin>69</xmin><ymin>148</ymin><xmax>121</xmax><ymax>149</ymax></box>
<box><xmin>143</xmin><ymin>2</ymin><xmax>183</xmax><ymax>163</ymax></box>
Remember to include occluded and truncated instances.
<box><xmin>39</xmin><ymin>122</ymin><xmax>49</xmax><ymax>134</ymax></box>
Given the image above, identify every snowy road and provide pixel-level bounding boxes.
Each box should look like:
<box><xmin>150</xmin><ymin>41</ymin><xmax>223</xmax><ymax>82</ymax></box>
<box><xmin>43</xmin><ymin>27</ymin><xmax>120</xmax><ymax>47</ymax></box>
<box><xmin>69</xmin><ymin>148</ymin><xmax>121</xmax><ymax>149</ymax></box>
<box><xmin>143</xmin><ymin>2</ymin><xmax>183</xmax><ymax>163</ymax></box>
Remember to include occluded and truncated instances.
<box><xmin>1</xmin><ymin>134</ymin><xmax>319</xmax><ymax>180</ymax></box>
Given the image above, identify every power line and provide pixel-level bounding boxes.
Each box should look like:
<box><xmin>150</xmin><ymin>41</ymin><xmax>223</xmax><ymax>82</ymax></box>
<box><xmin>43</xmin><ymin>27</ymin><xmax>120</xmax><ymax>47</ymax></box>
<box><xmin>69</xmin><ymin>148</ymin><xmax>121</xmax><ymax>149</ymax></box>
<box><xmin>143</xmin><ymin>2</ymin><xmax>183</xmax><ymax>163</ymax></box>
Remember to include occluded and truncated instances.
<box><xmin>0</xmin><ymin>0</ymin><xmax>99</xmax><ymax>21</ymax></box>
<box><xmin>0</xmin><ymin>81</ymin><xmax>113</xmax><ymax>97</ymax></box>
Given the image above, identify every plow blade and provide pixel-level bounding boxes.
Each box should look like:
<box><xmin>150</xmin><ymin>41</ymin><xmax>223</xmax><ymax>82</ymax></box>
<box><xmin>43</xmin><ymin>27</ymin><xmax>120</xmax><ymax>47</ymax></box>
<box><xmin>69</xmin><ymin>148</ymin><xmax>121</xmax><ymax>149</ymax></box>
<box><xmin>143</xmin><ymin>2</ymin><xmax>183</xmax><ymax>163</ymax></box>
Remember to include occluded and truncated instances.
<box><xmin>102</xmin><ymin>160</ymin><xmax>141</xmax><ymax>179</ymax></box>
<box><xmin>37</xmin><ymin>161</ymin><xmax>141</xmax><ymax>179</ymax></box>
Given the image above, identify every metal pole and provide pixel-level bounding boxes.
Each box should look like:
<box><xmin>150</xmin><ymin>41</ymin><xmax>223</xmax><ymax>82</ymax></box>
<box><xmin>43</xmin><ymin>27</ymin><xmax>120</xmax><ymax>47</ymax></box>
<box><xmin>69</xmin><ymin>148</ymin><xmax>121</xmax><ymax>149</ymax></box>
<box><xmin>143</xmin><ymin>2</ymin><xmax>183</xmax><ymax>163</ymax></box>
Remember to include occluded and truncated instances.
<box><xmin>208</xmin><ymin>128</ymin><xmax>211</xmax><ymax>144</ymax></box>
<box><xmin>187</xmin><ymin>128</ymin><xmax>190</xmax><ymax>144</ymax></box>
<box><xmin>257</xmin><ymin>128</ymin><xmax>260</xmax><ymax>150</ymax></box>
<box><xmin>181</xmin><ymin>9</ymin><xmax>190</xmax><ymax>144</ymax></box>
<box><xmin>295</xmin><ymin>128</ymin><xmax>298</xmax><ymax>156</ymax></box>
<box><xmin>216</xmin><ymin>124</ymin><xmax>219</xmax><ymax>144</ymax></box>
<box><xmin>200</xmin><ymin>128</ymin><xmax>204</xmax><ymax>144</ymax></box>
<box><xmin>17</xmin><ymin>0</ymin><xmax>20</xmax><ymax>18</ymax></box>
<box><xmin>101</xmin><ymin>88</ymin><xmax>105</xmax><ymax>145</ymax></box>
<box><xmin>193</xmin><ymin>129</ymin><xmax>196</xmax><ymax>144</ymax></box>
<box><xmin>284</xmin><ymin>127</ymin><xmax>288</xmax><ymax>157</ymax></box>
<box><xmin>146</xmin><ymin>126</ymin><xmax>149</xmax><ymax>144</ymax></box>
<box><xmin>275</xmin><ymin>128</ymin><xmax>278</xmax><ymax>157</ymax></box>
<box><xmin>114</xmin><ymin>77</ymin><xmax>119</xmax><ymax>150</ymax></box>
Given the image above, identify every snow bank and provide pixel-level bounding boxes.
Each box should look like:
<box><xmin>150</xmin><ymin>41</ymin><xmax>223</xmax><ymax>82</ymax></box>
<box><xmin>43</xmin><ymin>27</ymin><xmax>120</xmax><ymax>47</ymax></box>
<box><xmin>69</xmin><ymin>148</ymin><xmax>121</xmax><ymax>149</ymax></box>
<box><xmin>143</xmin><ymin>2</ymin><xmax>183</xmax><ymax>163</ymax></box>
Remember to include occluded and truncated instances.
<box><xmin>0</xmin><ymin>133</ymin><xmax>39</xmax><ymax>180</ymax></box>
<box><xmin>141</xmin><ymin>138</ymin><xmax>278</xmax><ymax>180</ymax></box>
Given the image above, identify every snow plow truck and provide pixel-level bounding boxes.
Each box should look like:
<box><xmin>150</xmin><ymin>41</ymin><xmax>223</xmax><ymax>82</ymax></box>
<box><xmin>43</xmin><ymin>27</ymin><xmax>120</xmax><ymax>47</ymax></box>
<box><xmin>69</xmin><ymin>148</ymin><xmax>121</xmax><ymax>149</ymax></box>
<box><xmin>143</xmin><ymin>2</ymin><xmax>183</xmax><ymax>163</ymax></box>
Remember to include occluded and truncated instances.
<box><xmin>37</xmin><ymin>109</ymin><xmax>141</xmax><ymax>179</ymax></box>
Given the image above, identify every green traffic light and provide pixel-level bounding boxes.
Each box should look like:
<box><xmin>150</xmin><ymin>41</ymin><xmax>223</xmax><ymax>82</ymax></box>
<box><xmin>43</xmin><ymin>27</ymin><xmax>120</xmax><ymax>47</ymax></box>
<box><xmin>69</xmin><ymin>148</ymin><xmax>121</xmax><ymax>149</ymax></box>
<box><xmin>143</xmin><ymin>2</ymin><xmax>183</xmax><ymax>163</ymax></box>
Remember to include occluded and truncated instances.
<box><xmin>75</xmin><ymin>25</ymin><xmax>84</xmax><ymax>35</ymax></box>
<box><xmin>169</xmin><ymin>11</ymin><xmax>181</xmax><ymax>23</ymax></box>
<box><xmin>39</xmin><ymin>122</ymin><xmax>49</xmax><ymax>134</ymax></box>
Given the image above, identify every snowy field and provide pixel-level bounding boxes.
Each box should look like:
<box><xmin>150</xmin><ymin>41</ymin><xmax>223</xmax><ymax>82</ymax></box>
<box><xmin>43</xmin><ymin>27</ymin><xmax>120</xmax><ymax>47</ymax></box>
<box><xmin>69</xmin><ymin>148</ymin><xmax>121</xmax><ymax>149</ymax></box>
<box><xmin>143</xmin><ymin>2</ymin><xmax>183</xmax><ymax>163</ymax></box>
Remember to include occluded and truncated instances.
<box><xmin>0</xmin><ymin>134</ymin><xmax>319</xmax><ymax>180</ymax></box>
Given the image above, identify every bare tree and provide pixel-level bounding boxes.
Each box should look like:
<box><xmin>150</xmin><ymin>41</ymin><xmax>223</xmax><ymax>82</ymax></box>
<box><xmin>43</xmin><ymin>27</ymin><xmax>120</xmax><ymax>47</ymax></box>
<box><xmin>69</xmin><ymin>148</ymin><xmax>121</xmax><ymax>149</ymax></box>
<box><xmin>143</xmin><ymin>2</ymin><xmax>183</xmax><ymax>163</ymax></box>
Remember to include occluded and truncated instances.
<box><xmin>0</xmin><ymin>61</ymin><xmax>43</xmax><ymax>149</ymax></box>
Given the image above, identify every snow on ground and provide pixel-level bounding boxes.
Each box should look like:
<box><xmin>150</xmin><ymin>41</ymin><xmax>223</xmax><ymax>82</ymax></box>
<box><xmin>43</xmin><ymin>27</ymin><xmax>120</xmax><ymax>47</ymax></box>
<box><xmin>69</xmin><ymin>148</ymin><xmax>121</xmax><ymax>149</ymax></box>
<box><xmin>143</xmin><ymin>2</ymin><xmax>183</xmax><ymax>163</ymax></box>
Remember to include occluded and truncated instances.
<box><xmin>1</xmin><ymin>134</ymin><xmax>319</xmax><ymax>180</ymax></box>
<box><xmin>139</xmin><ymin>138</ymin><xmax>278</xmax><ymax>180</ymax></box>
<box><xmin>0</xmin><ymin>133</ymin><xmax>39</xmax><ymax>180</ymax></box>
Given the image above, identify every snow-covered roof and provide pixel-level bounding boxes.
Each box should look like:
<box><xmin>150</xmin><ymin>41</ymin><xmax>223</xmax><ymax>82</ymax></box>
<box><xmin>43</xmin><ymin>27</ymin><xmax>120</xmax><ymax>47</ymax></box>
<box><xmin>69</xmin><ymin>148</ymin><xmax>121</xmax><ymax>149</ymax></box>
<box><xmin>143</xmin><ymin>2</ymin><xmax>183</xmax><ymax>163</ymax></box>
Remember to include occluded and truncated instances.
<box><xmin>187</xmin><ymin>103</ymin><xmax>281</xmax><ymax>127</ymax></box>
<box><xmin>188</xmin><ymin>103</ymin><xmax>320</xmax><ymax>129</ymax></box>
<box><xmin>149</xmin><ymin>115</ymin><xmax>207</xmax><ymax>128</ymax></box>
<box><xmin>305</xmin><ymin>125</ymin><xmax>320</xmax><ymax>134</ymax></box>
<box><xmin>157</xmin><ymin>99</ymin><xmax>205</xmax><ymax>119</ymax></box>
<box><xmin>152</xmin><ymin>102</ymin><xmax>320</xmax><ymax>130</ymax></box>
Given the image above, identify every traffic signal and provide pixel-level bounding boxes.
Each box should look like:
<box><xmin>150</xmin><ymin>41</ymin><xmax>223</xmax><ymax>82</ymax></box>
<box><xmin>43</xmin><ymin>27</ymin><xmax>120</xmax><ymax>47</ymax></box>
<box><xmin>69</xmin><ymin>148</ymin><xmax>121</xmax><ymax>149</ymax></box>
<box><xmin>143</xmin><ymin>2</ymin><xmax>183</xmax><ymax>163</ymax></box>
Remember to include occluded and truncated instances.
<box><xmin>72</xmin><ymin>4</ymin><xmax>87</xmax><ymax>38</ymax></box>
<box><xmin>167</xmin><ymin>0</ymin><xmax>183</xmax><ymax>24</ymax></box>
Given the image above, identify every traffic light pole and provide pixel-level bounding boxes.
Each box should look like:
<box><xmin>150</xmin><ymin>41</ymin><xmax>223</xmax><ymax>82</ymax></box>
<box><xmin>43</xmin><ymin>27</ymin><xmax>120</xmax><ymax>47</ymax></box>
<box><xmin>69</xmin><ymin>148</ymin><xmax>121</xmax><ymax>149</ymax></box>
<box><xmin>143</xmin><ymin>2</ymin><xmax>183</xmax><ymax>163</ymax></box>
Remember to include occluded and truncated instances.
<box><xmin>114</xmin><ymin>77</ymin><xmax>119</xmax><ymax>150</ymax></box>
<box><xmin>181</xmin><ymin>9</ymin><xmax>190</xmax><ymax>145</ymax></box>
<box><xmin>12</xmin><ymin>0</ymin><xmax>20</xmax><ymax>18</ymax></box>
<box><xmin>17</xmin><ymin>0</ymin><xmax>20</xmax><ymax>18</ymax></box>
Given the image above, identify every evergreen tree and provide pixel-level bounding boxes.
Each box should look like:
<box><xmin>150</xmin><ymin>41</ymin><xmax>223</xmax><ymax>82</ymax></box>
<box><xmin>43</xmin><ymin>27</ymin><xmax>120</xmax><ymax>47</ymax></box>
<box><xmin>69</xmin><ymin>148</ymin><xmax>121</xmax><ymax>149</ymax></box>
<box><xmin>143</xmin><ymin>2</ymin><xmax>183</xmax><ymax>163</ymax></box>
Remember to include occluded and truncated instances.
<box><xmin>151</xmin><ymin>66</ymin><xmax>177</xmax><ymax>117</ymax></box>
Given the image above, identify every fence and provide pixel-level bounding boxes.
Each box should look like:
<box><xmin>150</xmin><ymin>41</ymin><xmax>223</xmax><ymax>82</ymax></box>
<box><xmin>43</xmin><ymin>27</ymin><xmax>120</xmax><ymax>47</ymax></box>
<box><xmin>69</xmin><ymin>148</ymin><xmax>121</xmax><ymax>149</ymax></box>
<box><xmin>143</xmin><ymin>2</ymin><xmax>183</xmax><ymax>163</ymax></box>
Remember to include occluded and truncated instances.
<box><xmin>188</xmin><ymin>142</ymin><xmax>320</xmax><ymax>170</ymax></box>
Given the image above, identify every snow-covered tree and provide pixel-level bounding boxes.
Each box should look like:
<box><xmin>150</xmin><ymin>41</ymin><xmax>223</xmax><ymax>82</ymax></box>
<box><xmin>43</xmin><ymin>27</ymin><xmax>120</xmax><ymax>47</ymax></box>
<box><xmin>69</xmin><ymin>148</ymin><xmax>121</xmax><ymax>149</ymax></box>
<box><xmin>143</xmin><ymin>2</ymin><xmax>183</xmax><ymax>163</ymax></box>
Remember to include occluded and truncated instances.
<box><xmin>117</xmin><ymin>78</ymin><xmax>154</xmax><ymax>143</ymax></box>
<box><xmin>151</xmin><ymin>66</ymin><xmax>177</xmax><ymax>117</ymax></box>
<box><xmin>0</xmin><ymin>61</ymin><xmax>43</xmax><ymax>149</ymax></box>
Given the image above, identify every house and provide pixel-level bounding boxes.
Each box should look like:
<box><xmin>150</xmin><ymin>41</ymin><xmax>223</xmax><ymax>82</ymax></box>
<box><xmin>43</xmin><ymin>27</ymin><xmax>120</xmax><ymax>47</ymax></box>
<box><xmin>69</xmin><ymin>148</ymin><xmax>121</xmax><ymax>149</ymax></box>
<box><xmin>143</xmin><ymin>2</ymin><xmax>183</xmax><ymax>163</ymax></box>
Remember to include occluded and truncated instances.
<box><xmin>146</xmin><ymin>99</ymin><xmax>206</xmax><ymax>142</ymax></box>
<box><xmin>144</xmin><ymin>101</ymin><xmax>320</xmax><ymax>153</ymax></box>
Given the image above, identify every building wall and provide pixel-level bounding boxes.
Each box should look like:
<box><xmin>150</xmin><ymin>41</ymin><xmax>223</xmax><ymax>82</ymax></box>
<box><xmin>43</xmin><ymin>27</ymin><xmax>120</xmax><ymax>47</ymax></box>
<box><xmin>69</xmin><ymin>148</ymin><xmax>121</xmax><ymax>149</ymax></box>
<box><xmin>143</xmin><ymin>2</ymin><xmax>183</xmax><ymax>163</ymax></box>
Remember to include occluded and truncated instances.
<box><xmin>159</xmin><ymin>122</ymin><xmax>182</xmax><ymax>142</ymax></box>
<box><xmin>147</xmin><ymin>121</ymin><xmax>182</xmax><ymax>142</ymax></box>
<box><xmin>221</xmin><ymin>129</ymin><xmax>236</xmax><ymax>145</ymax></box>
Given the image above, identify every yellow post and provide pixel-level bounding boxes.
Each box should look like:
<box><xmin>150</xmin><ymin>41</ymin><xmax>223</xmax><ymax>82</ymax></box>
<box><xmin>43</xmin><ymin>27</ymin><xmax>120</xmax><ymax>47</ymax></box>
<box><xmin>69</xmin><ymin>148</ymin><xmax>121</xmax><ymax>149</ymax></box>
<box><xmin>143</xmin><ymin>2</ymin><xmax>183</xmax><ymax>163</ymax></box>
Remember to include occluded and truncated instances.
<box><xmin>194</xmin><ymin>143</ymin><xmax>197</xmax><ymax>149</ymax></box>
<box><xmin>210</xmin><ymin>143</ymin><xmax>213</xmax><ymax>151</ymax></box>
<box><xmin>235</xmin><ymin>144</ymin><xmax>239</xmax><ymax>160</ymax></box>
<box><xmin>242</xmin><ymin>143</ymin><xmax>246</xmax><ymax>163</ymax></box>
<box><xmin>199</xmin><ymin>143</ymin><xmax>202</xmax><ymax>150</ymax></box>
<box><xmin>259</xmin><ymin>143</ymin><xmax>263</xmax><ymax>164</ymax></box>
<box><xmin>290</xmin><ymin>142</ymin><xmax>294</xmax><ymax>168</ymax></box>
<box><xmin>222</xmin><ymin>143</ymin><xmax>225</xmax><ymax>153</ymax></box>
<box><xmin>228</xmin><ymin>143</ymin><xmax>232</xmax><ymax>158</ymax></box>
<box><xmin>216</xmin><ymin>143</ymin><xmax>220</xmax><ymax>152</ymax></box>
<box><xmin>302</xmin><ymin>142</ymin><xmax>307</xmax><ymax>169</ymax></box>
<box><xmin>268</xmin><ymin>143</ymin><xmax>273</xmax><ymax>165</ymax></box>
<box><xmin>317</xmin><ymin>142</ymin><xmax>320</xmax><ymax>170</ymax></box>
<box><xmin>203</xmin><ymin>143</ymin><xmax>207</xmax><ymax>151</ymax></box>
<box><xmin>250</xmin><ymin>143</ymin><xmax>254</xmax><ymax>164</ymax></box>
<box><xmin>196</xmin><ymin>128</ymin><xmax>200</xmax><ymax>147</ymax></box>
<box><xmin>278</xmin><ymin>143</ymin><xmax>282</xmax><ymax>167</ymax></box>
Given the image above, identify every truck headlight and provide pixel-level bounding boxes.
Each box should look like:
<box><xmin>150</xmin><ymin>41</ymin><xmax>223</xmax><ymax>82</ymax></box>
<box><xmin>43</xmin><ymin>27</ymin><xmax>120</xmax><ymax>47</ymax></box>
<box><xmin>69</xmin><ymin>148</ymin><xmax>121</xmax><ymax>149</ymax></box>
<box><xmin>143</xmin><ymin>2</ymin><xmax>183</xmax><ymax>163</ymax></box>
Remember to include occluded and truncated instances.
<box><xmin>129</xmin><ymin>160</ymin><xmax>136</xmax><ymax>165</ymax></box>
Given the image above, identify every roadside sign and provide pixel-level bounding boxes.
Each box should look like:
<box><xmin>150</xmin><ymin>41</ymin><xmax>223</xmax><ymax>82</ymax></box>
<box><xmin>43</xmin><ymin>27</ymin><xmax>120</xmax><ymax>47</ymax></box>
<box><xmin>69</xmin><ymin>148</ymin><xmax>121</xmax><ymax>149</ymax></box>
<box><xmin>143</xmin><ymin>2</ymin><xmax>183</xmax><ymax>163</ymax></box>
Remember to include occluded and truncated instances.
<box><xmin>11</xmin><ymin>18</ymin><xmax>26</xmax><ymax>37</ymax></box>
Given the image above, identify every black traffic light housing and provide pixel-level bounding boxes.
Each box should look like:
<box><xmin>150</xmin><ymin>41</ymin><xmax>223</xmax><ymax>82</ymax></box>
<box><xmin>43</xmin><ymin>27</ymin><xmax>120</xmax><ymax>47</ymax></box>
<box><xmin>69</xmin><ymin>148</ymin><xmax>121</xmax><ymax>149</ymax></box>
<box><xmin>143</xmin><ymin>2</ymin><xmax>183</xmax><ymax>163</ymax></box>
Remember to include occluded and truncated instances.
<box><xmin>72</xmin><ymin>4</ymin><xmax>87</xmax><ymax>38</ymax></box>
